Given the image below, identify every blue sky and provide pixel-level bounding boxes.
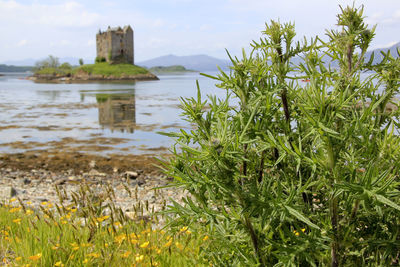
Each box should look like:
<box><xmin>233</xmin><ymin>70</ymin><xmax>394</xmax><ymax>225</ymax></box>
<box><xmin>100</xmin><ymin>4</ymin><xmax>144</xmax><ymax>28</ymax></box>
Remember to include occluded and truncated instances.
<box><xmin>1</xmin><ymin>0</ymin><xmax>400</xmax><ymax>63</ymax></box>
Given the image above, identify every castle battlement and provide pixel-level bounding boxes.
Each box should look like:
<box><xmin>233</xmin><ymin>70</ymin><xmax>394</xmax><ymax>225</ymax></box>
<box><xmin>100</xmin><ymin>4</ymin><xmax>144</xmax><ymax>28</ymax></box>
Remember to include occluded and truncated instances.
<box><xmin>96</xmin><ymin>25</ymin><xmax>134</xmax><ymax>64</ymax></box>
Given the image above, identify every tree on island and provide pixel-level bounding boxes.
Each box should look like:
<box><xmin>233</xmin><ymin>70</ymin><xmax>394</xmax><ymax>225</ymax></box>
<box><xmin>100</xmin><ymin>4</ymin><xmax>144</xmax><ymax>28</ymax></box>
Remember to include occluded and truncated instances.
<box><xmin>34</xmin><ymin>55</ymin><xmax>60</xmax><ymax>70</ymax></box>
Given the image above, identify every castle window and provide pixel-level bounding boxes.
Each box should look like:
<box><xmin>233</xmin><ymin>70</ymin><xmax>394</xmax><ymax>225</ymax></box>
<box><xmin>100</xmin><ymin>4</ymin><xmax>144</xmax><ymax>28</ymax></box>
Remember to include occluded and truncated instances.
<box><xmin>121</xmin><ymin>49</ymin><xmax>124</xmax><ymax>55</ymax></box>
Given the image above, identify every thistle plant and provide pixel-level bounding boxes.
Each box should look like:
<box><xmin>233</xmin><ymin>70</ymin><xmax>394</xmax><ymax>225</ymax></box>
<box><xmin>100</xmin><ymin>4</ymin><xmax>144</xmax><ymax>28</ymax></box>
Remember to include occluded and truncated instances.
<box><xmin>161</xmin><ymin>5</ymin><xmax>400</xmax><ymax>266</ymax></box>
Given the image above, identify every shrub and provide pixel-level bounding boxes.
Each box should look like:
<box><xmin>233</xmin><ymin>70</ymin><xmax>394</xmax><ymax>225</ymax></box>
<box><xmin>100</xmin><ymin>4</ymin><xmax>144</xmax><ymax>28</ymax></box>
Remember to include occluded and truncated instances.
<box><xmin>95</xmin><ymin>56</ymin><xmax>106</xmax><ymax>63</ymax></box>
<box><xmin>34</xmin><ymin>55</ymin><xmax>60</xmax><ymax>70</ymax></box>
<box><xmin>161</xmin><ymin>5</ymin><xmax>400</xmax><ymax>266</ymax></box>
<box><xmin>59</xmin><ymin>62</ymin><xmax>72</xmax><ymax>70</ymax></box>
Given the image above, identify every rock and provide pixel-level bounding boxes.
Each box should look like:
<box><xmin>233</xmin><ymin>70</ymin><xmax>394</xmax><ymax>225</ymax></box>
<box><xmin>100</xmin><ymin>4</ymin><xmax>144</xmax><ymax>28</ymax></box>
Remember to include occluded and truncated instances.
<box><xmin>125</xmin><ymin>171</ymin><xmax>139</xmax><ymax>179</ymax></box>
<box><xmin>88</xmin><ymin>169</ymin><xmax>106</xmax><ymax>177</ymax></box>
<box><xmin>89</xmin><ymin>160</ymin><xmax>96</xmax><ymax>168</ymax></box>
<box><xmin>55</xmin><ymin>179</ymin><xmax>67</xmax><ymax>185</ymax></box>
<box><xmin>1</xmin><ymin>186</ymin><xmax>17</xmax><ymax>199</ymax></box>
<box><xmin>136</xmin><ymin>177</ymin><xmax>146</xmax><ymax>186</ymax></box>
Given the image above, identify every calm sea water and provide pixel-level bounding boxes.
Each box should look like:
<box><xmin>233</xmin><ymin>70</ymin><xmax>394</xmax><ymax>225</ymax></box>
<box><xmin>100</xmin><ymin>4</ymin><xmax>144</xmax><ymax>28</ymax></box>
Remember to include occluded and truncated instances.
<box><xmin>0</xmin><ymin>72</ymin><xmax>224</xmax><ymax>155</ymax></box>
<box><xmin>0</xmin><ymin>71</ymin><xmax>379</xmax><ymax>155</ymax></box>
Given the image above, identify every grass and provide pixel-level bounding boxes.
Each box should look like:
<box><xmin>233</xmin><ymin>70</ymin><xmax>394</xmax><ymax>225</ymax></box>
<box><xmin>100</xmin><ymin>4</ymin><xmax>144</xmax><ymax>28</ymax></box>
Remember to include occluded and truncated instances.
<box><xmin>34</xmin><ymin>67</ymin><xmax>71</xmax><ymax>75</ymax></box>
<box><xmin>148</xmin><ymin>65</ymin><xmax>195</xmax><ymax>73</ymax></box>
<box><xmin>34</xmin><ymin>63</ymin><xmax>151</xmax><ymax>78</ymax></box>
<box><xmin>0</xmin><ymin>184</ymin><xmax>210</xmax><ymax>266</ymax></box>
<box><xmin>75</xmin><ymin>63</ymin><xmax>150</xmax><ymax>77</ymax></box>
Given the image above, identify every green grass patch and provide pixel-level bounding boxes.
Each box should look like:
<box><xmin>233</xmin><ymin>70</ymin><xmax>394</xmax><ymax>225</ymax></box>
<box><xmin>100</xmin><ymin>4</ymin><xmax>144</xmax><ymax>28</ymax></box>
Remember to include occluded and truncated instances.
<box><xmin>75</xmin><ymin>63</ymin><xmax>150</xmax><ymax>77</ymax></box>
<box><xmin>0</xmin><ymin>185</ymin><xmax>210</xmax><ymax>266</ymax></box>
<box><xmin>34</xmin><ymin>67</ymin><xmax>71</xmax><ymax>75</ymax></box>
<box><xmin>148</xmin><ymin>65</ymin><xmax>195</xmax><ymax>73</ymax></box>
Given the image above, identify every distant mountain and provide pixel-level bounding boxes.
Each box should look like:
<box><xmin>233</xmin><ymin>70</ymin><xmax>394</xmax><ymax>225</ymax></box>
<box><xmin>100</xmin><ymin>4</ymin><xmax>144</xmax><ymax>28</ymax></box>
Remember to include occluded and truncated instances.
<box><xmin>3</xmin><ymin>57</ymin><xmax>93</xmax><ymax>66</ymax></box>
<box><xmin>0</xmin><ymin>64</ymin><xmax>33</xmax><ymax>72</ymax></box>
<box><xmin>137</xmin><ymin>54</ymin><xmax>230</xmax><ymax>71</ymax></box>
<box><xmin>365</xmin><ymin>42</ymin><xmax>400</xmax><ymax>64</ymax></box>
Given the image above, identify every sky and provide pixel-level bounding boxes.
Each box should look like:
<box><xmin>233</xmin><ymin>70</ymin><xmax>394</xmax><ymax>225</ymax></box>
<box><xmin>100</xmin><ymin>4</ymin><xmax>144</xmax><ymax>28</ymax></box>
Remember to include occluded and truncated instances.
<box><xmin>1</xmin><ymin>0</ymin><xmax>400</xmax><ymax>64</ymax></box>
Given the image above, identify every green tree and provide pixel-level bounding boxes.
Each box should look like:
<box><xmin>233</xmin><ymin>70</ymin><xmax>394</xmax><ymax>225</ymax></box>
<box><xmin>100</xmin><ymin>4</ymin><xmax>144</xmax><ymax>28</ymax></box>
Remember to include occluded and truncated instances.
<box><xmin>34</xmin><ymin>55</ymin><xmax>60</xmax><ymax>70</ymax></box>
<box><xmin>79</xmin><ymin>58</ymin><xmax>84</xmax><ymax>66</ymax></box>
<box><xmin>161</xmin><ymin>5</ymin><xmax>400</xmax><ymax>266</ymax></box>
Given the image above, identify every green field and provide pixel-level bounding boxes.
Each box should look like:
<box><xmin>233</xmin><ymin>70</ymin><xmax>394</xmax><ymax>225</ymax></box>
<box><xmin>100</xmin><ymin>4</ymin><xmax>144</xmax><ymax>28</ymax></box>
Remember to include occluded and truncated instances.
<box><xmin>34</xmin><ymin>63</ymin><xmax>151</xmax><ymax>77</ymax></box>
<box><xmin>75</xmin><ymin>63</ymin><xmax>150</xmax><ymax>77</ymax></box>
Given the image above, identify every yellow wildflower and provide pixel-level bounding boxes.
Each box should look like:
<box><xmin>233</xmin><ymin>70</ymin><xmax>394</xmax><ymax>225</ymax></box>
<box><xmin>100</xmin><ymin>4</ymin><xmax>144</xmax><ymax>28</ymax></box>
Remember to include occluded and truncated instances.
<box><xmin>13</xmin><ymin>218</ymin><xmax>22</xmax><ymax>224</ymax></box>
<box><xmin>121</xmin><ymin>251</ymin><xmax>131</xmax><ymax>258</ymax></box>
<box><xmin>88</xmin><ymin>253</ymin><xmax>100</xmax><ymax>258</ymax></box>
<box><xmin>70</xmin><ymin>208</ymin><xmax>77</xmax><ymax>213</ymax></box>
<box><xmin>41</xmin><ymin>201</ymin><xmax>48</xmax><ymax>206</ymax></box>
<box><xmin>26</xmin><ymin>201</ymin><xmax>32</xmax><ymax>205</ymax></box>
<box><xmin>164</xmin><ymin>239</ymin><xmax>172</xmax><ymax>248</ymax></box>
<box><xmin>15</xmin><ymin>257</ymin><xmax>22</xmax><ymax>261</ymax></box>
<box><xmin>293</xmin><ymin>230</ymin><xmax>300</xmax><ymax>236</ymax></box>
<box><xmin>10</xmin><ymin>198</ymin><xmax>17</xmax><ymax>202</ymax></box>
<box><xmin>96</xmin><ymin>215</ymin><xmax>110</xmax><ymax>222</ymax></box>
<box><xmin>28</xmin><ymin>253</ymin><xmax>42</xmax><ymax>261</ymax></box>
<box><xmin>301</xmin><ymin>228</ymin><xmax>306</xmax><ymax>233</ymax></box>
<box><xmin>26</xmin><ymin>209</ymin><xmax>34</xmax><ymax>215</ymax></box>
<box><xmin>105</xmin><ymin>243</ymin><xmax>109</xmax><ymax>248</ymax></box>
<box><xmin>186</xmin><ymin>230</ymin><xmax>192</xmax><ymax>235</ymax></box>
<box><xmin>179</xmin><ymin>226</ymin><xmax>188</xmax><ymax>233</ymax></box>
<box><xmin>130</xmin><ymin>233</ymin><xmax>138</xmax><ymax>239</ymax></box>
<box><xmin>140</xmin><ymin>241</ymin><xmax>150</xmax><ymax>248</ymax></box>
<box><xmin>9</xmin><ymin>207</ymin><xmax>21</xmax><ymax>213</ymax></box>
<box><xmin>203</xmin><ymin>235</ymin><xmax>209</xmax><ymax>241</ymax></box>
<box><xmin>135</xmin><ymin>254</ymin><xmax>144</xmax><ymax>262</ymax></box>
<box><xmin>72</xmin><ymin>246</ymin><xmax>79</xmax><ymax>251</ymax></box>
<box><xmin>54</xmin><ymin>261</ymin><xmax>64</xmax><ymax>266</ymax></box>
<box><xmin>175</xmin><ymin>242</ymin><xmax>183</xmax><ymax>250</ymax></box>
<box><xmin>82</xmin><ymin>259</ymin><xmax>89</xmax><ymax>264</ymax></box>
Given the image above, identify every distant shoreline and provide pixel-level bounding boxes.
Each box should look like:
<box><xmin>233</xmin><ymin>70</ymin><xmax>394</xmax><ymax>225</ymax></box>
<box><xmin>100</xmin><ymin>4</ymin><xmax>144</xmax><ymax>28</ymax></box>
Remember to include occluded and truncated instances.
<box><xmin>29</xmin><ymin>73</ymin><xmax>158</xmax><ymax>83</ymax></box>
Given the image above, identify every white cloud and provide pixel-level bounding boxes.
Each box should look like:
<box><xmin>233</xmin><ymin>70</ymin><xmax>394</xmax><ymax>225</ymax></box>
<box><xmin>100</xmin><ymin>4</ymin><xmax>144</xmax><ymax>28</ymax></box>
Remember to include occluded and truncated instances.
<box><xmin>0</xmin><ymin>0</ymin><xmax>100</xmax><ymax>27</ymax></box>
<box><xmin>16</xmin><ymin>39</ymin><xmax>27</xmax><ymax>47</ymax></box>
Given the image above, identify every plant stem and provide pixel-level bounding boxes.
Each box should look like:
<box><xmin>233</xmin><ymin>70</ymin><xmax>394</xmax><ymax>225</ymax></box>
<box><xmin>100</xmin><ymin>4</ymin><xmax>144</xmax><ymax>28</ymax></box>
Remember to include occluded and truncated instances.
<box><xmin>331</xmin><ymin>196</ymin><xmax>339</xmax><ymax>267</ymax></box>
<box><xmin>258</xmin><ymin>151</ymin><xmax>265</xmax><ymax>183</ymax></box>
<box><xmin>245</xmin><ymin>216</ymin><xmax>264</xmax><ymax>266</ymax></box>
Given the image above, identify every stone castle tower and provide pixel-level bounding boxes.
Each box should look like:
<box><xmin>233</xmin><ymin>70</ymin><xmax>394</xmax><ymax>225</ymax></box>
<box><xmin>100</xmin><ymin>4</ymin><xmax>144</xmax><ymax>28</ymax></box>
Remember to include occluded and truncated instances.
<box><xmin>96</xmin><ymin>25</ymin><xmax>134</xmax><ymax>64</ymax></box>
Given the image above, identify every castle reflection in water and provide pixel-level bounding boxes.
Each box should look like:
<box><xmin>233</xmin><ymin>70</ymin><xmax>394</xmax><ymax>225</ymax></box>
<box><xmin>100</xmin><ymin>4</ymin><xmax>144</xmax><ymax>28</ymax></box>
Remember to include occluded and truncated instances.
<box><xmin>96</xmin><ymin>93</ymin><xmax>136</xmax><ymax>133</ymax></box>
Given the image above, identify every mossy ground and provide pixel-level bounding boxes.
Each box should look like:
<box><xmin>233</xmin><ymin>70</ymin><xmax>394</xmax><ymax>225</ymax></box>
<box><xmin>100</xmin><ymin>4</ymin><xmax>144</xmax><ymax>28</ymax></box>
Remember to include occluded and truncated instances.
<box><xmin>35</xmin><ymin>63</ymin><xmax>151</xmax><ymax>77</ymax></box>
<box><xmin>75</xmin><ymin>63</ymin><xmax>150</xmax><ymax>77</ymax></box>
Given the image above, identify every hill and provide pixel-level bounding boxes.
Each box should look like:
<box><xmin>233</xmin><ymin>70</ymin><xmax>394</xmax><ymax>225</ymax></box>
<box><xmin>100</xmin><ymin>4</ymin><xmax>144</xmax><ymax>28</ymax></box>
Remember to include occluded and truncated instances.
<box><xmin>137</xmin><ymin>54</ymin><xmax>230</xmax><ymax>71</ymax></box>
<box><xmin>148</xmin><ymin>65</ymin><xmax>195</xmax><ymax>73</ymax></box>
<box><xmin>365</xmin><ymin>42</ymin><xmax>400</xmax><ymax>64</ymax></box>
<box><xmin>0</xmin><ymin>64</ymin><xmax>33</xmax><ymax>72</ymax></box>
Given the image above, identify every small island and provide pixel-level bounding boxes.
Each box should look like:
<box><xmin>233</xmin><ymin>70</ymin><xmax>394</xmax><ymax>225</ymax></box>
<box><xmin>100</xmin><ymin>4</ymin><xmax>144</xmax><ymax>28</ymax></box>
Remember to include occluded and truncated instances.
<box><xmin>30</xmin><ymin>25</ymin><xmax>158</xmax><ymax>82</ymax></box>
<box><xmin>148</xmin><ymin>65</ymin><xmax>196</xmax><ymax>73</ymax></box>
<box><xmin>31</xmin><ymin>61</ymin><xmax>158</xmax><ymax>82</ymax></box>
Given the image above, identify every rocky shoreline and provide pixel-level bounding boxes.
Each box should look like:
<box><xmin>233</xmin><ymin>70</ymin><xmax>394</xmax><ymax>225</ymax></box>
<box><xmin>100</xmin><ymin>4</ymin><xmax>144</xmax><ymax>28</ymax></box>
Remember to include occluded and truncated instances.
<box><xmin>0</xmin><ymin>152</ymin><xmax>186</xmax><ymax>224</ymax></box>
